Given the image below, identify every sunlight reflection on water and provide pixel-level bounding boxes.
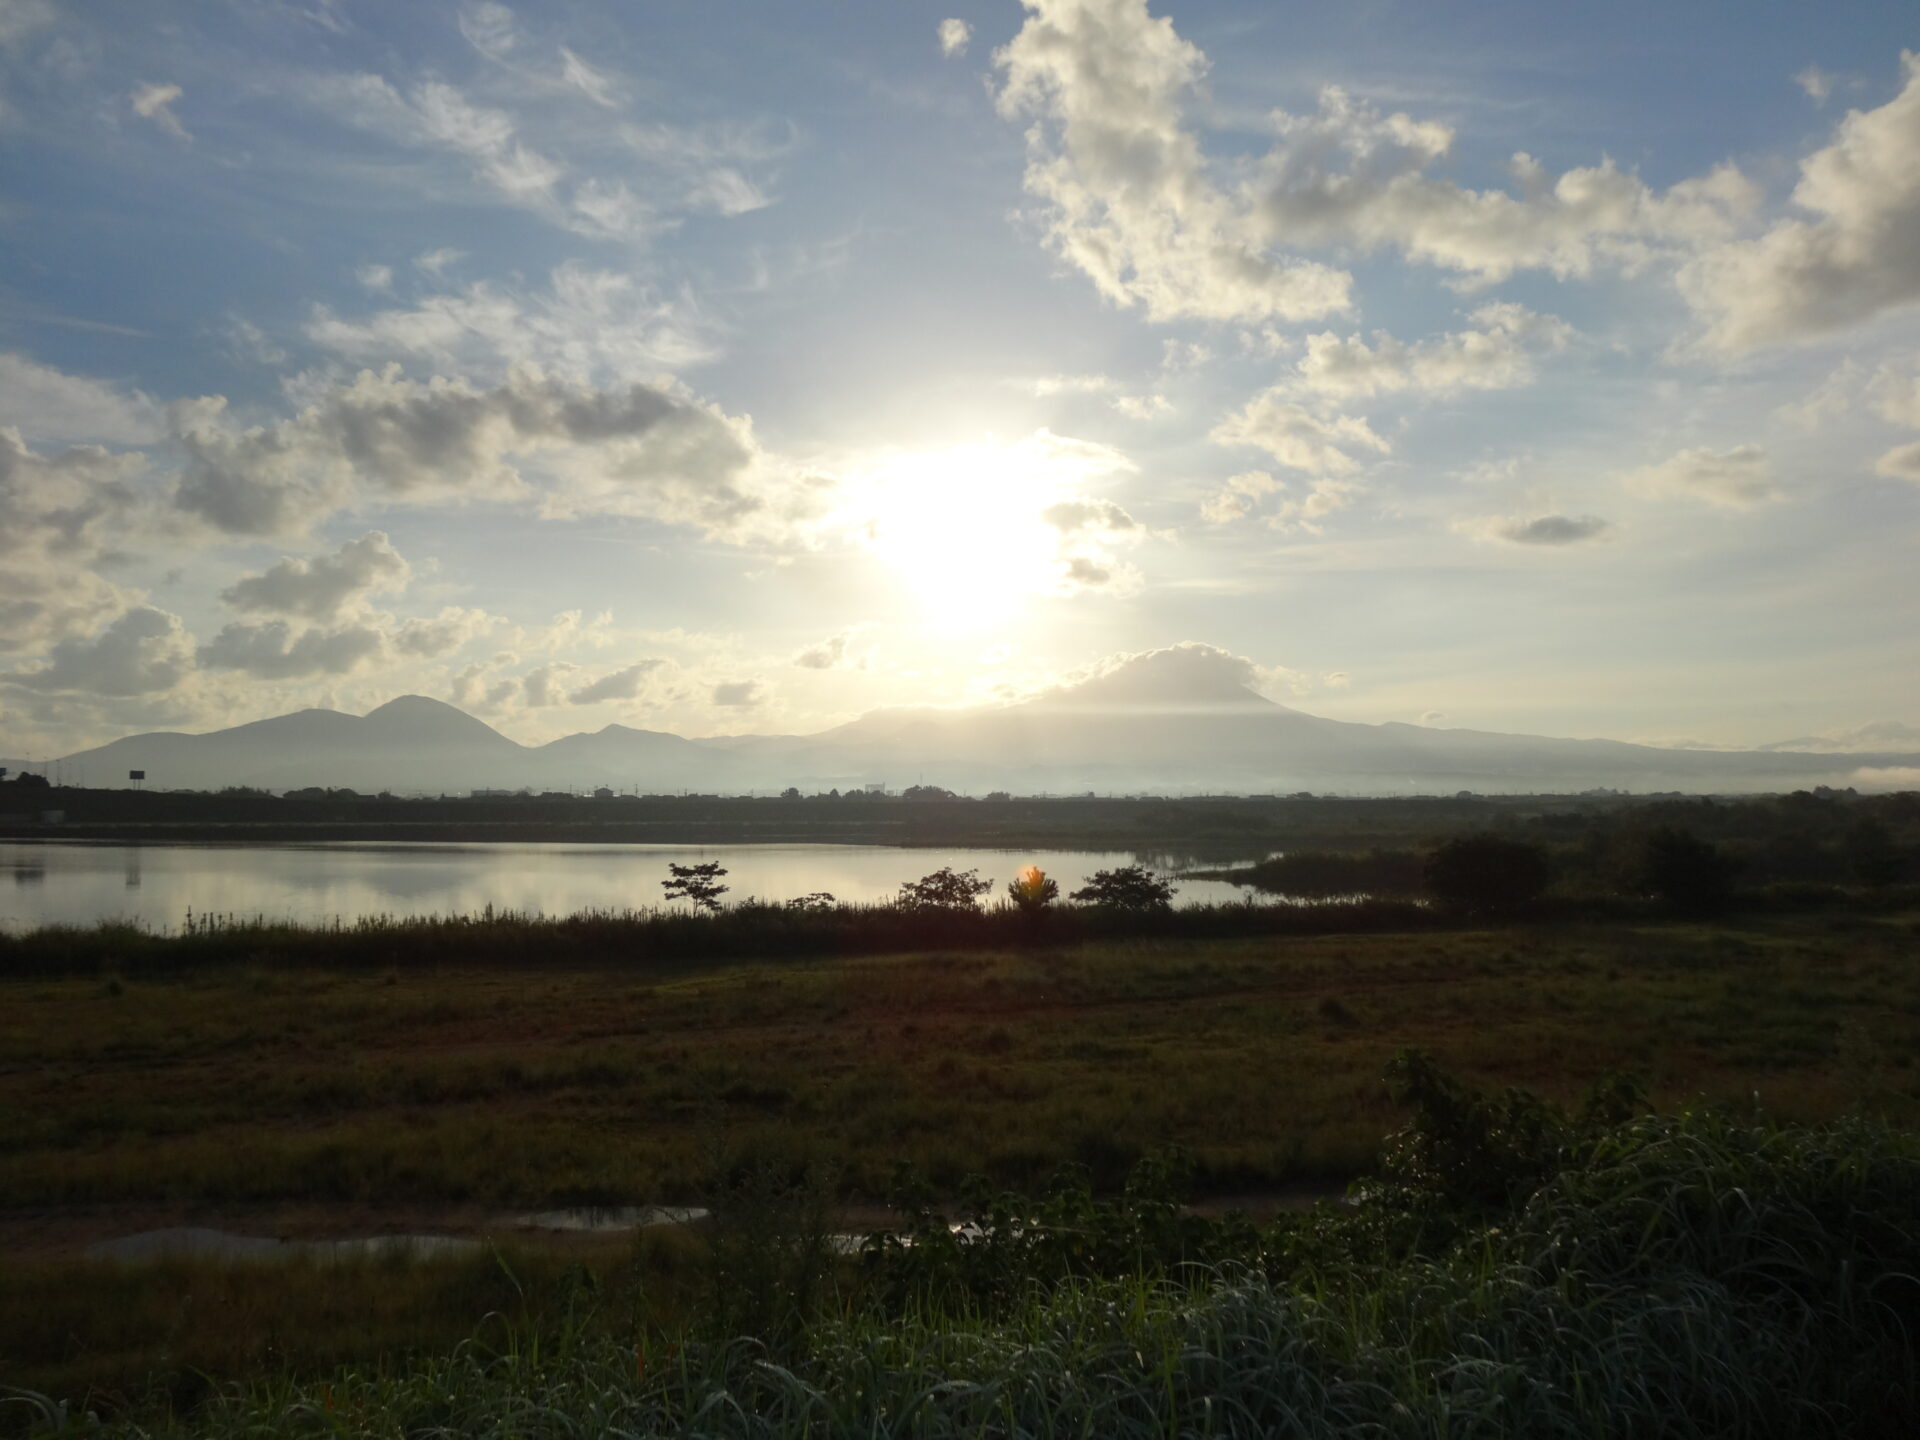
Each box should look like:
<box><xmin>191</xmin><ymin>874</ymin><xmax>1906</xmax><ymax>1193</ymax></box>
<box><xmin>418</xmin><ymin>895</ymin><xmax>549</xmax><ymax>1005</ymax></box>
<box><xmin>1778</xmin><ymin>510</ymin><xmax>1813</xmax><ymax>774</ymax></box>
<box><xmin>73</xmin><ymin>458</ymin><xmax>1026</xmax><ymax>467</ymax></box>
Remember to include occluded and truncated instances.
<box><xmin>0</xmin><ymin>840</ymin><xmax>1272</xmax><ymax>932</ymax></box>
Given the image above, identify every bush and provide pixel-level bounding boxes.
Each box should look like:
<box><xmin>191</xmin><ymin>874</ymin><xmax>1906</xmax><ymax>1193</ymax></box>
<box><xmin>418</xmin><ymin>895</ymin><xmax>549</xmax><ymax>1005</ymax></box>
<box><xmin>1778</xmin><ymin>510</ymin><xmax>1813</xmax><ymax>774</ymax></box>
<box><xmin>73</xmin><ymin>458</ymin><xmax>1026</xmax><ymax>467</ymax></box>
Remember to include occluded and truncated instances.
<box><xmin>1621</xmin><ymin>826</ymin><xmax>1739</xmax><ymax>911</ymax></box>
<box><xmin>1069</xmin><ymin>864</ymin><xmax>1177</xmax><ymax>912</ymax></box>
<box><xmin>1423</xmin><ymin>835</ymin><xmax>1552</xmax><ymax>912</ymax></box>
<box><xmin>896</xmin><ymin>866</ymin><xmax>993</xmax><ymax>913</ymax></box>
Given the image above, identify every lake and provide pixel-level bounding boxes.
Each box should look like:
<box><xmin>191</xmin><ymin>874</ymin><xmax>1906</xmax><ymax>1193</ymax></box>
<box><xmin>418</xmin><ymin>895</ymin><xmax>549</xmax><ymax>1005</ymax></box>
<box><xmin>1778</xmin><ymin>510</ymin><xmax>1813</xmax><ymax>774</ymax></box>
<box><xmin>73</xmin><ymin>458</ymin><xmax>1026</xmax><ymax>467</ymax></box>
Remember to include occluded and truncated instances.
<box><xmin>0</xmin><ymin>840</ymin><xmax>1264</xmax><ymax>932</ymax></box>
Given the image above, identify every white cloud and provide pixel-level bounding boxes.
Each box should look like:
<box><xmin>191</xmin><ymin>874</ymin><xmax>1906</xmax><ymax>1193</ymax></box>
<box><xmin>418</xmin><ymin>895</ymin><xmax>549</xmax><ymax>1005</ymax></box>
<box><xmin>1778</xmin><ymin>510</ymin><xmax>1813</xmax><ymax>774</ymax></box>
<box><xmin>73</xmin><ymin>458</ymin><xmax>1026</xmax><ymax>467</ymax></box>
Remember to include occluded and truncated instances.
<box><xmin>1869</xmin><ymin>360</ymin><xmax>1920</xmax><ymax>427</ymax></box>
<box><xmin>938</xmin><ymin>18</ymin><xmax>972</xmax><ymax>58</ymax></box>
<box><xmin>993</xmin><ymin>1</ymin><xmax>1756</xmax><ymax>322</ymax></box>
<box><xmin>558</xmin><ymin>47</ymin><xmax>620</xmax><ymax>107</ymax></box>
<box><xmin>130</xmin><ymin>82</ymin><xmax>190</xmax><ymax>141</ymax></box>
<box><xmin>0</xmin><ymin>428</ymin><xmax>146</xmax><ymax>653</ymax></box>
<box><xmin>414</xmin><ymin>247</ymin><xmax>465</xmax><ymax>277</ymax></box>
<box><xmin>1041</xmin><ymin>498</ymin><xmax>1138</xmax><ymax>533</ymax></box>
<box><xmin>1252</xmin><ymin>84</ymin><xmax>1757</xmax><ymax>286</ymax></box>
<box><xmin>1292</xmin><ymin>304</ymin><xmax>1574</xmax><ymax>399</ymax></box>
<box><xmin>571</xmin><ymin>658</ymin><xmax>665</xmax><ymax>703</ymax></box>
<box><xmin>1853</xmin><ymin>766</ymin><xmax>1920</xmax><ymax>791</ymax></box>
<box><xmin>1680</xmin><ymin>54</ymin><xmax>1920</xmax><ymax>351</ymax></box>
<box><xmin>394</xmin><ymin>605</ymin><xmax>499</xmax><ymax>657</ymax></box>
<box><xmin>306</xmin><ymin>262</ymin><xmax>719</xmax><ymax>381</ymax></box>
<box><xmin>197</xmin><ymin>619</ymin><xmax>385</xmax><ymax>679</ymax></box>
<box><xmin>221</xmin><ymin>531</ymin><xmax>412</xmax><ymax>622</ymax></box>
<box><xmin>1795</xmin><ymin>66</ymin><xmax>1834</xmax><ymax>105</ymax></box>
<box><xmin>1626</xmin><ymin>444</ymin><xmax>1781</xmax><ymax>507</ymax></box>
<box><xmin>1454</xmin><ymin>512</ymin><xmax>1612</xmax><ymax>546</ymax></box>
<box><xmin>711</xmin><ymin>678</ymin><xmax>763</xmax><ymax>708</ymax></box>
<box><xmin>1874</xmin><ymin>440</ymin><xmax>1920</xmax><ymax>482</ymax></box>
<box><xmin>1211</xmin><ymin>393</ymin><xmax>1389</xmax><ymax>476</ymax></box>
<box><xmin>8</xmin><ymin>606</ymin><xmax>195</xmax><ymax>695</ymax></box>
<box><xmin>792</xmin><ymin>632</ymin><xmax>849</xmax><ymax>670</ymax></box>
<box><xmin>1199</xmin><ymin>469</ymin><xmax>1281</xmax><ymax>524</ymax></box>
<box><xmin>457</xmin><ymin>3</ymin><xmax>517</xmax><ymax>62</ymax></box>
<box><xmin>1027</xmin><ymin>372</ymin><xmax>1115</xmax><ymax>397</ymax></box>
<box><xmin>0</xmin><ymin>1</ymin><xmax>56</xmax><ymax>45</ymax></box>
<box><xmin>355</xmin><ymin>263</ymin><xmax>394</xmax><ymax>292</ymax></box>
<box><xmin>0</xmin><ymin>353</ymin><xmax>161</xmax><ymax>445</ymax></box>
<box><xmin>994</xmin><ymin>0</ymin><xmax>1352</xmax><ymax>324</ymax></box>
<box><xmin>169</xmin><ymin>367</ymin><xmax>807</xmax><ymax>545</ymax></box>
<box><xmin>1111</xmin><ymin>392</ymin><xmax>1172</xmax><ymax>419</ymax></box>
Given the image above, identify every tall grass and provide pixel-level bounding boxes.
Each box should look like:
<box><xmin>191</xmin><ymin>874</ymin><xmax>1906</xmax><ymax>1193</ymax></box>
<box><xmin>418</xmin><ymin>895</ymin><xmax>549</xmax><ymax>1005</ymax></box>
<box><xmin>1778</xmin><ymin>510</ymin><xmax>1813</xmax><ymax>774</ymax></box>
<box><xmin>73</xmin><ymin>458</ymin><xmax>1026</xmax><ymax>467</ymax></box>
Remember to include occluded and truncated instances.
<box><xmin>14</xmin><ymin>1097</ymin><xmax>1911</xmax><ymax>1438</ymax></box>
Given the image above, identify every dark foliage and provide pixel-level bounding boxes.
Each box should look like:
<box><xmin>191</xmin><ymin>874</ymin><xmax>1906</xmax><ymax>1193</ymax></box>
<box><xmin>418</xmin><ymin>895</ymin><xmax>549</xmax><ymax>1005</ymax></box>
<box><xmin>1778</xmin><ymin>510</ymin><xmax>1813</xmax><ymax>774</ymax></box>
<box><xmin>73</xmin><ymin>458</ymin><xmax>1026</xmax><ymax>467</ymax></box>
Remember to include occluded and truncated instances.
<box><xmin>1068</xmin><ymin>863</ymin><xmax>1178</xmax><ymax>912</ymax></box>
<box><xmin>1621</xmin><ymin>825</ymin><xmax>1741</xmax><ymax>911</ymax></box>
<box><xmin>1423</xmin><ymin>834</ymin><xmax>1553</xmax><ymax>912</ymax></box>
<box><xmin>662</xmin><ymin>861</ymin><xmax>729</xmax><ymax>913</ymax></box>
<box><xmin>895</xmin><ymin>866</ymin><xmax>993</xmax><ymax>912</ymax></box>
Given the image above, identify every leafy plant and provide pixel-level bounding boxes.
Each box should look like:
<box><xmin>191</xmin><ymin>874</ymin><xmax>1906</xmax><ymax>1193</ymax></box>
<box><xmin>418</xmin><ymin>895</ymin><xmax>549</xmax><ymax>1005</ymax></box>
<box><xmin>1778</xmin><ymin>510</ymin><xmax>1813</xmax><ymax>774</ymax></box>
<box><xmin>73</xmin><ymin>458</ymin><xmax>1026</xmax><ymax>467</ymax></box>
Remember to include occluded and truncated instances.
<box><xmin>1069</xmin><ymin>864</ymin><xmax>1177</xmax><ymax>912</ymax></box>
<box><xmin>895</xmin><ymin>866</ymin><xmax>992</xmax><ymax>912</ymax></box>
<box><xmin>1423</xmin><ymin>835</ymin><xmax>1552</xmax><ymax>913</ymax></box>
<box><xmin>1005</xmin><ymin>864</ymin><xmax>1058</xmax><ymax>913</ymax></box>
<box><xmin>662</xmin><ymin>861</ymin><xmax>730</xmax><ymax>914</ymax></box>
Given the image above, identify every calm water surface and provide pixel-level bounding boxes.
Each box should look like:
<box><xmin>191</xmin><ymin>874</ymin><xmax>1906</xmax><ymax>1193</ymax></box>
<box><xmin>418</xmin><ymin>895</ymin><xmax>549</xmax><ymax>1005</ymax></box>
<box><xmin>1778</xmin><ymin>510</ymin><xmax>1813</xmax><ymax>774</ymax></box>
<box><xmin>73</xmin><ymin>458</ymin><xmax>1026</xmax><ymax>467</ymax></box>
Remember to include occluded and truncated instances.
<box><xmin>0</xmin><ymin>841</ymin><xmax>1264</xmax><ymax>932</ymax></box>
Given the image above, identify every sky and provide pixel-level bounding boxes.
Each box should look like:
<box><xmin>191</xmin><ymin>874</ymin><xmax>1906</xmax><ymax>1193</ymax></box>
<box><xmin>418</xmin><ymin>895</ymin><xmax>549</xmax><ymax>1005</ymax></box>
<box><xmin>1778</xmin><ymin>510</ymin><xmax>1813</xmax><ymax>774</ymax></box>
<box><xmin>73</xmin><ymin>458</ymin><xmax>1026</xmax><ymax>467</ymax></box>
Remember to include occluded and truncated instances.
<box><xmin>2</xmin><ymin>0</ymin><xmax>1918</xmax><ymax>758</ymax></box>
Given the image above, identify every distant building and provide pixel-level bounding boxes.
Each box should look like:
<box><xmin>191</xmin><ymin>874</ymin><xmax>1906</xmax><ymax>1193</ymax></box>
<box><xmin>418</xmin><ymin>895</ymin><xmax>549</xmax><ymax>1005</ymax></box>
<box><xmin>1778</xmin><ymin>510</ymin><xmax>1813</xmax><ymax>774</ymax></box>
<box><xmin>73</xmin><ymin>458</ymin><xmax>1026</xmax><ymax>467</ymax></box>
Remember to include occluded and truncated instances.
<box><xmin>863</xmin><ymin>782</ymin><xmax>887</xmax><ymax>795</ymax></box>
<box><xmin>592</xmin><ymin>786</ymin><xmax>615</xmax><ymax>800</ymax></box>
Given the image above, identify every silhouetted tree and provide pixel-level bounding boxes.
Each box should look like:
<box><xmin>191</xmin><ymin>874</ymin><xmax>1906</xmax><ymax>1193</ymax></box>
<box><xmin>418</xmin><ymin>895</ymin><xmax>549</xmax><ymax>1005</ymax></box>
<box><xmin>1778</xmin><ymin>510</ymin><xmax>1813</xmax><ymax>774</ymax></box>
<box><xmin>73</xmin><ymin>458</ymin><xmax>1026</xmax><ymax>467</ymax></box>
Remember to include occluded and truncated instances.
<box><xmin>1005</xmin><ymin>865</ymin><xmax>1058</xmax><ymax>914</ymax></box>
<box><xmin>663</xmin><ymin>861</ymin><xmax>729</xmax><ymax>913</ymax></box>
<box><xmin>1622</xmin><ymin>826</ymin><xmax>1738</xmax><ymax>911</ymax></box>
<box><xmin>896</xmin><ymin>866</ymin><xmax>991</xmax><ymax>912</ymax></box>
<box><xmin>1070</xmin><ymin>864</ymin><xmax>1177</xmax><ymax>913</ymax></box>
<box><xmin>1844</xmin><ymin>818</ymin><xmax>1905</xmax><ymax>888</ymax></box>
<box><xmin>1423</xmin><ymin>835</ymin><xmax>1552</xmax><ymax>913</ymax></box>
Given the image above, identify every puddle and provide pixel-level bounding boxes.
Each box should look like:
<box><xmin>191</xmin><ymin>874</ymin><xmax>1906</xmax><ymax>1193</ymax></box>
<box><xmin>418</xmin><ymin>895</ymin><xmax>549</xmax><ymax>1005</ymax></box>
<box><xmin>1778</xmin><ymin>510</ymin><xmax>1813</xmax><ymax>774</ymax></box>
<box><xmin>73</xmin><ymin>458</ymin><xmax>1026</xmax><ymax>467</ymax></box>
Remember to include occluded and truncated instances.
<box><xmin>514</xmin><ymin>1205</ymin><xmax>709</xmax><ymax>1232</ymax></box>
<box><xmin>86</xmin><ymin>1227</ymin><xmax>481</xmax><ymax>1263</ymax></box>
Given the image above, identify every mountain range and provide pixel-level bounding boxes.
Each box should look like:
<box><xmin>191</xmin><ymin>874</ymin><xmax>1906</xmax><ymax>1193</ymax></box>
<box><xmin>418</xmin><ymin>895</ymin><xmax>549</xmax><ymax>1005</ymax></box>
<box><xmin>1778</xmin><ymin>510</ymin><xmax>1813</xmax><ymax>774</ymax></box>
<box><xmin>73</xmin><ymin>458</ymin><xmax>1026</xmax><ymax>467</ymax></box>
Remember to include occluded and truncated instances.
<box><xmin>6</xmin><ymin>646</ymin><xmax>1916</xmax><ymax>797</ymax></box>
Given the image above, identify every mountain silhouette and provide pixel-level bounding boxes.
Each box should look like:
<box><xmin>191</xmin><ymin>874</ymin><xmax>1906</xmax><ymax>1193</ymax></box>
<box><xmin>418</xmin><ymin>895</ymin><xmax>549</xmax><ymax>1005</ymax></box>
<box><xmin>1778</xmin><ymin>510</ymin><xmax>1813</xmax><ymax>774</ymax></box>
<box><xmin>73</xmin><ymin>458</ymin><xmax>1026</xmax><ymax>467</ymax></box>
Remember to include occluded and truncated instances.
<box><xmin>16</xmin><ymin>647</ymin><xmax>1920</xmax><ymax>796</ymax></box>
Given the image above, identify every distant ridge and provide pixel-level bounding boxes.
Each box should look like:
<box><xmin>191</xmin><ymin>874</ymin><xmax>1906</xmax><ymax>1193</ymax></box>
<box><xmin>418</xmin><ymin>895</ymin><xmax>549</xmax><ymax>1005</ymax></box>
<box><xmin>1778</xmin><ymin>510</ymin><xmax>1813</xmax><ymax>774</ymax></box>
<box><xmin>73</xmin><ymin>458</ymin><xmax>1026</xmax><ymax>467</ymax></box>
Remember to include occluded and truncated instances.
<box><xmin>20</xmin><ymin>649</ymin><xmax>1920</xmax><ymax>796</ymax></box>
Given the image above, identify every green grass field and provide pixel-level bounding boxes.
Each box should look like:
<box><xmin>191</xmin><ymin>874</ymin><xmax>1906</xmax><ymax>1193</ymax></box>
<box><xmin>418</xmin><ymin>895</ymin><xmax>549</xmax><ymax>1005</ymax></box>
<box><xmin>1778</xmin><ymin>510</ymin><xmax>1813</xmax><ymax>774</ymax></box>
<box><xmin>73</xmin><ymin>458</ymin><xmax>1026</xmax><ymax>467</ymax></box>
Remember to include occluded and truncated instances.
<box><xmin>3</xmin><ymin>907</ymin><xmax>1917</xmax><ymax>1426</ymax></box>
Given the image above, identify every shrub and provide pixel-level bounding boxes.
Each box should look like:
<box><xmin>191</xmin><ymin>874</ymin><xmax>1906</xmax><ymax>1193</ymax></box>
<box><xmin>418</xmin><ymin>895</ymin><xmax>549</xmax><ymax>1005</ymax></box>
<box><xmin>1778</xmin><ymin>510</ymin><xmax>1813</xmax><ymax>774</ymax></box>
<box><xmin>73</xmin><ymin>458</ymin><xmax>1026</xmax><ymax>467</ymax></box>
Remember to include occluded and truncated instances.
<box><xmin>896</xmin><ymin>866</ymin><xmax>992</xmax><ymax>912</ymax></box>
<box><xmin>1621</xmin><ymin>826</ymin><xmax>1739</xmax><ymax>911</ymax></box>
<box><xmin>1423</xmin><ymin>835</ymin><xmax>1552</xmax><ymax>912</ymax></box>
<box><xmin>1069</xmin><ymin>864</ymin><xmax>1177</xmax><ymax>912</ymax></box>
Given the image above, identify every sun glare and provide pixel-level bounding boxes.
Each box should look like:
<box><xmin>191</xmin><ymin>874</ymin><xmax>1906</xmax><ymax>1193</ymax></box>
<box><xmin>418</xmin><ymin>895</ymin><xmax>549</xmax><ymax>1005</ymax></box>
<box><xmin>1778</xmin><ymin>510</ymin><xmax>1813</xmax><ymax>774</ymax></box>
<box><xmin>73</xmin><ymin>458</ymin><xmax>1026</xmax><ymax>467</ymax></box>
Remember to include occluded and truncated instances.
<box><xmin>843</xmin><ymin>434</ymin><xmax>1129</xmax><ymax>632</ymax></box>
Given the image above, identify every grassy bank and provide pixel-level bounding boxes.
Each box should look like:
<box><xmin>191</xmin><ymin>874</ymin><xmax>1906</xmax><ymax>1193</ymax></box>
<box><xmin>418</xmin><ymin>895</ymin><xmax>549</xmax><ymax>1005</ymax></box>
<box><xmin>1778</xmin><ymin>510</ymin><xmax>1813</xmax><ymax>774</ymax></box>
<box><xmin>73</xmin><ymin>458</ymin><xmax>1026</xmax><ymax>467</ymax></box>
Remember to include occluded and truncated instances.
<box><xmin>7</xmin><ymin>1084</ymin><xmax>1915</xmax><ymax>1436</ymax></box>
<box><xmin>3</xmin><ymin>908</ymin><xmax>1915</xmax><ymax>1213</ymax></box>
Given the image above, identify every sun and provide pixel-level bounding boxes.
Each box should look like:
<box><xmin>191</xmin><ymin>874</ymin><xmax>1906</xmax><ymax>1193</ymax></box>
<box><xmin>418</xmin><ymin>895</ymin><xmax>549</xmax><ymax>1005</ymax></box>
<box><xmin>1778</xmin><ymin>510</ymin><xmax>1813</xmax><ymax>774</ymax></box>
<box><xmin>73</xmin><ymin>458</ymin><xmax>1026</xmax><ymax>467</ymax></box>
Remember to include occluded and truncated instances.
<box><xmin>842</xmin><ymin>433</ymin><xmax>1131</xmax><ymax>632</ymax></box>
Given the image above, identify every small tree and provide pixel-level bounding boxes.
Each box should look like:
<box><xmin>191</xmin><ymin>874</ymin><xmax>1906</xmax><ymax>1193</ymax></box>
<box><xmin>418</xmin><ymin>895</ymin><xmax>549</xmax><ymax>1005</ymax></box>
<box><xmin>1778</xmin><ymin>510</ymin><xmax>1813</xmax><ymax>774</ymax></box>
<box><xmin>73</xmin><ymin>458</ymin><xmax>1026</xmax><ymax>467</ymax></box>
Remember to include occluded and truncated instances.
<box><xmin>1423</xmin><ymin>835</ymin><xmax>1552</xmax><ymax>913</ymax></box>
<box><xmin>784</xmin><ymin>891</ymin><xmax>836</xmax><ymax>912</ymax></box>
<box><xmin>1006</xmin><ymin>864</ymin><xmax>1059</xmax><ymax>914</ymax></box>
<box><xmin>1622</xmin><ymin>826</ymin><xmax>1738</xmax><ymax>912</ymax></box>
<box><xmin>896</xmin><ymin>866</ymin><xmax>992</xmax><ymax>912</ymax></box>
<box><xmin>1844</xmin><ymin>818</ymin><xmax>1905</xmax><ymax>888</ymax></box>
<box><xmin>1070</xmin><ymin>864</ymin><xmax>1177</xmax><ymax>913</ymax></box>
<box><xmin>663</xmin><ymin>861</ymin><xmax>729</xmax><ymax>913</ymax></box>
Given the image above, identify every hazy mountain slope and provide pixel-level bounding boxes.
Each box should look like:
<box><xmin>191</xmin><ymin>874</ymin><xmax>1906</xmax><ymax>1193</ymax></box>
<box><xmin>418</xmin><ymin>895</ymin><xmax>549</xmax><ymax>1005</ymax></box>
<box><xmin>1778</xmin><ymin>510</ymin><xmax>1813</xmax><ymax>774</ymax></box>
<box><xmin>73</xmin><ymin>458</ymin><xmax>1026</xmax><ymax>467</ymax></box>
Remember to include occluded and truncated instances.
<box><xmin>28</xmin><ymin>649</ymin><xmax>1920</xmax><ymax>796</ymax></box>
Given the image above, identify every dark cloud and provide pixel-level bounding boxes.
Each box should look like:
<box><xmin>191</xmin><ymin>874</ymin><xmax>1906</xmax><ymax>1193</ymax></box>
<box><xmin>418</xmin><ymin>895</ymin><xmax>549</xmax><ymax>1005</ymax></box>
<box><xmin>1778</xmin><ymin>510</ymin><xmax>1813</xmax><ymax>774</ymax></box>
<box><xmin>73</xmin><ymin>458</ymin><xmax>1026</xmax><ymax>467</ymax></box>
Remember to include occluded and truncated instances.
<box><xmin>197</xmin><ymin>620</ymin><xmax>385</xmax><ymax>679</ymax></box>
<box><xmin>221</xmin><ymin>530</ymin><xmax>412</xmax><ymax>621</ymax></box>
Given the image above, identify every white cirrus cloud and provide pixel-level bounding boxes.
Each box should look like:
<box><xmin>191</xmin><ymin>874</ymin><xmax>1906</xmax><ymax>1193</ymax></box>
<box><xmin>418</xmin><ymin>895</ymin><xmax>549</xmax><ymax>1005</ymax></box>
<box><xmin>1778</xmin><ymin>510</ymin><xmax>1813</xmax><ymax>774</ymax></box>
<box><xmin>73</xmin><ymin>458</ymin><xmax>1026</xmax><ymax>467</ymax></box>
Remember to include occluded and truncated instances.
<box><xmin>1626</xmin><ymin>444</ymin><xmax>1781</xmax><ymax>508</ymax></box>
<box><xmin>1680</xmin><ymin>54</ymin><xmax>1920</xmax><ymax>352</ymax></box>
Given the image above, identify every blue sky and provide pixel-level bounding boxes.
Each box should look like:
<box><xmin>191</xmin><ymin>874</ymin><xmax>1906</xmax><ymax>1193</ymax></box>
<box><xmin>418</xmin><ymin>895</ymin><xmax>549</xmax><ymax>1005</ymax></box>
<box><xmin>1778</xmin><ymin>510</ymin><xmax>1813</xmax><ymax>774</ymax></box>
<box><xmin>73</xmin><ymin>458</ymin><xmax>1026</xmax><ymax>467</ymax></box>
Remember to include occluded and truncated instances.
<box><xmin>2</xmin><ymin>0</ymin><xmax>1918</xmax><ymax>758</ymax></box>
